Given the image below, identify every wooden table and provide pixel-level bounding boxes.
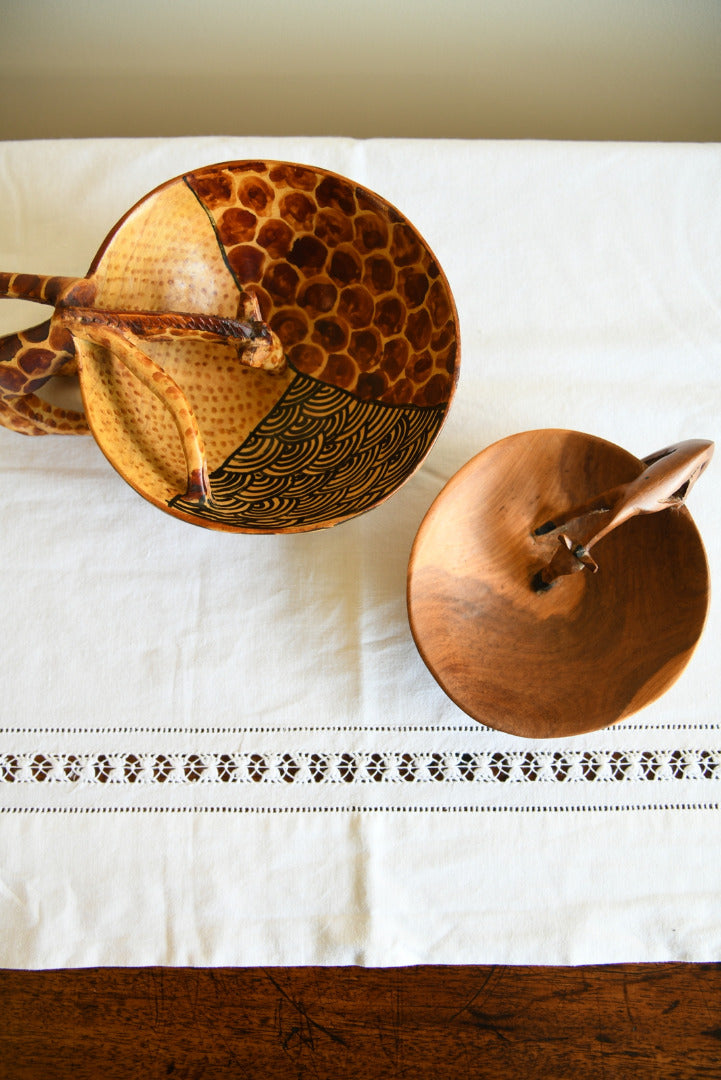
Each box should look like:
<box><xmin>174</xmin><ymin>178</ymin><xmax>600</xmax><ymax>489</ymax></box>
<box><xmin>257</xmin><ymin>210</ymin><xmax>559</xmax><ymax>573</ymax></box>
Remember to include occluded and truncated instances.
<box><xmin>2</xmin><ymin>964</ymin><xmax>720</xmax><ymax>1077</ymax></box>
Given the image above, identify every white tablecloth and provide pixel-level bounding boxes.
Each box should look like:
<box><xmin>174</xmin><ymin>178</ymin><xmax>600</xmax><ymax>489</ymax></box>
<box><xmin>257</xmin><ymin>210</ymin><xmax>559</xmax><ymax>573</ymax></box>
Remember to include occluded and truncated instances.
<box><xmin>0</xmin><ymin>136</ymin><xmax>719</xmax><ymax>967</ymax></box>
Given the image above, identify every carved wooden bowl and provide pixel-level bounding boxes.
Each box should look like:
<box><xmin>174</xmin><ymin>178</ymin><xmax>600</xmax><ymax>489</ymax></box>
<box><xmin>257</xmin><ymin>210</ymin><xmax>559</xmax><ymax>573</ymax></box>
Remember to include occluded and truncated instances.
<box><xmin>0</xmin><ymin>161</ymin><xmax>459</xmax><ymax>532</ymax></box>
<box><xmin>407</xmin><ymin>430</ymin><xmax>712</xmax><ymax>738</ymax></box>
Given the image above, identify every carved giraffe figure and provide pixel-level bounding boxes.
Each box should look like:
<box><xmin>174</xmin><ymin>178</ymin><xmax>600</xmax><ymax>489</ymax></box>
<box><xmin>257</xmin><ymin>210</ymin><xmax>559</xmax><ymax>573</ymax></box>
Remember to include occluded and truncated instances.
<box><xmin>0</xmin><ymin>271</ymin><xmax>283</xmax><ymax>502</ymax></box>
<box><xmin>0</xmin><ymin>161</ymin><xmax>459</xmax><ymax>531</ymax></box>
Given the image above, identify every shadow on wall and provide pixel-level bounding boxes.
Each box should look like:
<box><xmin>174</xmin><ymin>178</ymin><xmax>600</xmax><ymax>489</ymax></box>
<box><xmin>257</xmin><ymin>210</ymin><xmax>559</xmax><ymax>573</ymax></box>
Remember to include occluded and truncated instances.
<box><xmin>1</xmin><ymin>0</ymin><xmax>720</xmax><ymax>141</ymax></box>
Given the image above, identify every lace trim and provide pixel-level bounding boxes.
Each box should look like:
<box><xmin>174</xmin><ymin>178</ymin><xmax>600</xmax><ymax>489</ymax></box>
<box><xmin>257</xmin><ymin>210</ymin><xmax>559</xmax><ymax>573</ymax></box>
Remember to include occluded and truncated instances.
<box><xmin>1</xmin><ymin>725</ymin><xmax>487</xmax><ymax>735</ymax></box>
<box><xmin>2</xmin><ymin>749</ymin><xmax>720</xmax><ymax>784</ymax></box>
<box><xmin>2</xmin><ymin>803</ymin><xmax>719</xmax><ymax>814</ymax></box>
<box><xmin>2</xmin><ymin>722</ymin><xmax>718</xmax><ymax>734</ymax></box>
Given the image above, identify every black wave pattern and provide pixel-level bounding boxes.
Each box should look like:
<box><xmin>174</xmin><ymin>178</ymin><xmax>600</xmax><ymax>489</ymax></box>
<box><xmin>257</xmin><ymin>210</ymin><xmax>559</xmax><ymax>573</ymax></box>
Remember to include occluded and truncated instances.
<box><xmin>171</xmin><ymin>370</ymin><xmax>446</xmax><ymax>531</ymax></box>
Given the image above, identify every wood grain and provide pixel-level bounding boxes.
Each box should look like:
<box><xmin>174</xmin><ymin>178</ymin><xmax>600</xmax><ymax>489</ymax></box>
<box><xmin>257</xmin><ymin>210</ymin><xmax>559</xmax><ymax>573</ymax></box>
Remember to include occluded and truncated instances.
<box><xmin>407</xmin><ymin>430</ymin><xmax>710</xmax><ymax>738</ymax></box>
<box><xmin>1</xmin><ymin>964</ymin><xmax>720</xmax><ymax>1078</ymax></box>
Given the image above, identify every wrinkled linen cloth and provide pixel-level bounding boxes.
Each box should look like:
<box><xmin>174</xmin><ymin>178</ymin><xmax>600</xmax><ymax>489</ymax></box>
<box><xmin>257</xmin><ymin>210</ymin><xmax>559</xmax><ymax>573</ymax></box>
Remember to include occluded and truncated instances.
<box><xmin>0</xmin><ymin>136</ymin><xmax>719</xmax><ymax>967</ymax></box>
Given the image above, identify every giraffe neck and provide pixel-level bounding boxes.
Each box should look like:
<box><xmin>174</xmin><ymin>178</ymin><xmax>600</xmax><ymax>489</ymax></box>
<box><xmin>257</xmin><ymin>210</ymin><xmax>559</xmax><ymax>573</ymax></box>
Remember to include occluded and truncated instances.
<box><xmin>0</xmin><ymin>273</ymin><xmax>267</xmax><ymax>344</ymax></box>
<box><xmin>0</xmin><ymin>272</ymin><xmax>284</xmax><ymax>372</ymax></box>
<box><xmin>68</xmin><ymin>306</ymin><xmax>269</xmax><ymax>343</ymax></box>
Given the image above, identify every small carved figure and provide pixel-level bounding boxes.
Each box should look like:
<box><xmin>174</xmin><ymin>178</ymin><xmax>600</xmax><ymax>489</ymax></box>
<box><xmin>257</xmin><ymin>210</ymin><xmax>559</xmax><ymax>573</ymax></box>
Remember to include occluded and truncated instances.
<box><xmin>0</xmin><ymin>271</ymin><xmax>283</xmax><ymax>504</ymax></box>
<box><xmin>533</xmin><ymin>439</ymin><xmax>714</xmax><ymax>589</ymax></box>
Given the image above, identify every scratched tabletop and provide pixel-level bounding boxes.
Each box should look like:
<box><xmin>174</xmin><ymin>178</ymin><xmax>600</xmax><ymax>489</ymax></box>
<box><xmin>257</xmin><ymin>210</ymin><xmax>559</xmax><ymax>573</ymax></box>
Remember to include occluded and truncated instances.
<box><xmin>1</xmin><ymin>964</ymin><xmax>720</xmax><ymax>1078</ymax></box>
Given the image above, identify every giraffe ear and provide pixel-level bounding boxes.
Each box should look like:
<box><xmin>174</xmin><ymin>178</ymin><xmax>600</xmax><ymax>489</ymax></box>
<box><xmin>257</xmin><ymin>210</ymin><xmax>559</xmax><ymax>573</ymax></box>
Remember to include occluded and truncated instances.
<box><xmin>237</xmin><ymin>289</ymin><xmax>263</xmax><ymax>322</ymax></box>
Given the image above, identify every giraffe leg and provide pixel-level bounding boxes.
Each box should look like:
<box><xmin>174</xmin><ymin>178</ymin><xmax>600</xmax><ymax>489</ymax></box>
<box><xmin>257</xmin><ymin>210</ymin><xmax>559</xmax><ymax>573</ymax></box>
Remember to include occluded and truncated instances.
<box><xmin>0</xmin><ymin>320</ymin><xmax>88</xmax><ymax>435</ymax></box>
<box><xmin>0</xmin><ymin>393</ymin><xmax>89</xmax><ymax>436</ymax></box>
<box><xmin>0</xmin><ymin>272</ymin><xmax>87</xmax><ymax>306</ymax></box>
<box><xmin>0</xmin><ymin>397</ymin><xmax>54</xmax><ymax>436</ymax></box>
<box><xmin>64</xmin><ymin>318</ymin><xmax>211</xmax><ymax>505</ymax></box>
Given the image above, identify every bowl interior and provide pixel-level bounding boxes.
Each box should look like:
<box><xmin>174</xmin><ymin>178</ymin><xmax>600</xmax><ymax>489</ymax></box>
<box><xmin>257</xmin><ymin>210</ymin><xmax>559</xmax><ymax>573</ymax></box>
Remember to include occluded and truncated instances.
<box><xmin>78</xmin><ymin>160</ymin><xmax>460</xmax><ymax>532</ymax></box>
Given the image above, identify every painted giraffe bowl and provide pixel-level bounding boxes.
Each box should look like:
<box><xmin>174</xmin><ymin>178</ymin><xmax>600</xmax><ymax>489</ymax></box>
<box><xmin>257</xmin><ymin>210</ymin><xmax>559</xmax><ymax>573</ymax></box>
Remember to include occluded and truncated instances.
<box><xmin>0</xmin><ymin>161</ymin><xmax>460</xmax><ymax>532</ymax></box>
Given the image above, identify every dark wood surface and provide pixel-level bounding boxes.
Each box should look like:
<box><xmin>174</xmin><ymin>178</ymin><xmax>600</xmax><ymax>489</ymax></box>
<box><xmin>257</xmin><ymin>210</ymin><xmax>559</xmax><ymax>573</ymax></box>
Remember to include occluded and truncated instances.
<box><xmin>1</xmin><ymin>964</ymin><xmax>720</xmax><ymax>1078</ymax></box>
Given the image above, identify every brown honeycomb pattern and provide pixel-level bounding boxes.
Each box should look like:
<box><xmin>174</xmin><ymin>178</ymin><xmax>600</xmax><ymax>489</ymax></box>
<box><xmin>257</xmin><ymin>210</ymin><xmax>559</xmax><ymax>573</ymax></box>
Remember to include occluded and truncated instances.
<box><xmin>184</xmin><ymin>162</ymin><xmax>459</xmax><ymax>409</ymax></box>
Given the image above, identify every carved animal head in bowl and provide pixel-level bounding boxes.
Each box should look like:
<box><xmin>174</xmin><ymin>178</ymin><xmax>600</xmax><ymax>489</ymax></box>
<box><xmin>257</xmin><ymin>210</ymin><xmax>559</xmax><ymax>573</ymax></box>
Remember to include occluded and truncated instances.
<box><xmin>0</xmin><ymin>161</ymin><xmax>460</xmax><ymax>532</ymax></box>
<box><xmin>407</xmin><ymin>430</ymin><xmax>713</xmax><ymax>738</ymax></box>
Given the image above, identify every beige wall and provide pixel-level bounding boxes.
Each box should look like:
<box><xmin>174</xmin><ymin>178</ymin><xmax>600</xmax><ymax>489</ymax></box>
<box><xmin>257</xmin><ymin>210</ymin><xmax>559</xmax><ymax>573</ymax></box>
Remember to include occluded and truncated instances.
<box><xmin>1</xmin><ymin>0</ymin><xmax>719</xmax><ymax>141</ymax></box>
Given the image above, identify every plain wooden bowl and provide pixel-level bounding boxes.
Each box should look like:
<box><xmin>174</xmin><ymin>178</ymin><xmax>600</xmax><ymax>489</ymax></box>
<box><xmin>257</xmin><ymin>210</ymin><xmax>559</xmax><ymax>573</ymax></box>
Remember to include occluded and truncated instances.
<box><xmin>407</xmin><ymin>429</ymin><xmax>712</xmax><ymax>738</ymax></box>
